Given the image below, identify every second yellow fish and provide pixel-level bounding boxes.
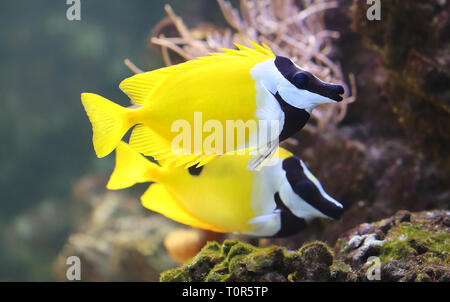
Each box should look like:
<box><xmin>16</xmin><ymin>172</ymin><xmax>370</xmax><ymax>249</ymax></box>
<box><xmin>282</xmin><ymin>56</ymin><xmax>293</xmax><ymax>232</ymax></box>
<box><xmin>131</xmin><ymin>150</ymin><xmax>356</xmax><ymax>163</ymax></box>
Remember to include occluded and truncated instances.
<box><xmin>107</xmin><ymin>142</ymin><xmax>344</xmax><ymax>237</ymax></box>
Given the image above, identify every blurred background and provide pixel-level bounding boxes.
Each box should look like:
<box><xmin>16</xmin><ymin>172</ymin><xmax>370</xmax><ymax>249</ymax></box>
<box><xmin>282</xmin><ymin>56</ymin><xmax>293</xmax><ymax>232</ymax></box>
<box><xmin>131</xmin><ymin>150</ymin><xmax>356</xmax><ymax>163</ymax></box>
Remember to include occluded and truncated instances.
<box><xmin>0</xmin><ymin>0</ymin><xmax>234</xmax><ymax>281</ymax></box>
<box><xmin>0</xmin><ymin>0</ymin><xmax>448</xmax><ymax>281</ymax></box>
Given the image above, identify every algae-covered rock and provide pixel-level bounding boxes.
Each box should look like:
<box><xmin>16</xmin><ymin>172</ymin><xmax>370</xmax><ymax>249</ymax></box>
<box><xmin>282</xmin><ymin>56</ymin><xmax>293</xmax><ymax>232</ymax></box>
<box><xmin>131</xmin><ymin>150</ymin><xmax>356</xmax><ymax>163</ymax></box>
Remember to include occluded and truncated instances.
<box><xmin>335</xmin><ymin>210</ymin><xmax>450</xmax><ymax>281</ymax></box>
<box><xmin>161</xmin><ymin>210</ymin><xmax>449</xmax><ymax>282</ymax></box>
<box><xmin>160</xmin><ymin>240</ymin><xmax>337</xmax><ymax>282</ymax></box>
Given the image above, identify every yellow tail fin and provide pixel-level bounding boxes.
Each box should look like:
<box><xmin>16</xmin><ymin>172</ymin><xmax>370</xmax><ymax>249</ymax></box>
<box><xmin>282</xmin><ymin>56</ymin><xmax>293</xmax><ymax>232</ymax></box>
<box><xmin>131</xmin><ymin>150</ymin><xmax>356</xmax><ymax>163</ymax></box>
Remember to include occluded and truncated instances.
<box><xmin>107</xmin><ymin>141</ymin><xmax>161</xmax><ymax>190</ymax></box>
<box><xmin>81</xmin><ymin>93</ymin><xmax>133</xmax><ymax>158</ymax></box>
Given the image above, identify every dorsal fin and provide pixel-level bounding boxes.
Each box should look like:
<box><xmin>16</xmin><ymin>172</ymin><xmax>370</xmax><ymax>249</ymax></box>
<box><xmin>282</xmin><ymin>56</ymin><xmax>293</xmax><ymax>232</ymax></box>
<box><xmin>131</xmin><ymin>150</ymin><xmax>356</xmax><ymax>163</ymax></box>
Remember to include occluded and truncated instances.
<box><xmin>119</xmin><ymin>41</ymin><xmax>274</xmax><ymax>105</ymax></box>
<box><xmin>119</xmin><ymin>69</ymin><xmax>171</xmax><ymax>105</ymax></box>
<box><xmin>209</xmin><ymin>41</ymin><xmax>274</xmax><ymax>58</ymax></box>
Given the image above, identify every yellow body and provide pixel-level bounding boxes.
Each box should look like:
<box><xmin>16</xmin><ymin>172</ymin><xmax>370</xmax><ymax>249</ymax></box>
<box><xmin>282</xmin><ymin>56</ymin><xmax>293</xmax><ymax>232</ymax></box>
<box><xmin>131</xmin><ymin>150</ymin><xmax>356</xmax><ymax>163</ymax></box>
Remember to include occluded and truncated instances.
<box><xmin>81</xmin><ymin>42</ymin><xmax>275</xmax><ymax>168</ymax></box>
<box><xmin>108</xmin><ymin>142</ymin><xmax>291</xmax><ymax>234</ymax></box>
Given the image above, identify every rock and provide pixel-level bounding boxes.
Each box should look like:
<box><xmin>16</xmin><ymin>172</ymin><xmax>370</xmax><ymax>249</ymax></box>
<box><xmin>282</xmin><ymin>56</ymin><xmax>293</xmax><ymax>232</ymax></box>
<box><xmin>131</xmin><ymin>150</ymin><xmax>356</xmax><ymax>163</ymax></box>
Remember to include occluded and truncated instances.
<box><xmin>161</xmin><ymin>210</ymin><xmax>449</xmax><ymax>282</ymax></box>
<box><xmin>344</xmin><ymin>234</ymin><xmax>384</xmax><ymax>266</ymax></box>
<box><xmin>350</xmin><ymin>0</ymin><xmax>450</xmax><ymax>168</ymax></box>
<box><xmin>160</xmin><ymin>240</ymin><xmax>337</xmax><ymax>282</ymax></box>
<box><xmin>335</xmin><ymin>210</ymin><xmax>450</xmax><ymax>281</ymax></box>
<box><xmin>53</xmin><ymin>176</ymin><xmax>179</xmax><ymax>281</ymax></box>
<box><xmin>330</xmin><ymin>260</ymin><xmax>355</xmax><ymax>282</ymax></box>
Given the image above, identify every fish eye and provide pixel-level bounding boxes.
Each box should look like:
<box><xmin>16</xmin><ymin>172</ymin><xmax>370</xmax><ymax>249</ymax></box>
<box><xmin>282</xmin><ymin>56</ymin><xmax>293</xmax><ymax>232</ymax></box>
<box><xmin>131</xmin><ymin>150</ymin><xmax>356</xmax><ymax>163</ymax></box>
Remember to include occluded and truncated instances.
<box><xmin>292</xmin><ymin>72</ymin><xmax>309</xmax><ymax>89</ymax></box>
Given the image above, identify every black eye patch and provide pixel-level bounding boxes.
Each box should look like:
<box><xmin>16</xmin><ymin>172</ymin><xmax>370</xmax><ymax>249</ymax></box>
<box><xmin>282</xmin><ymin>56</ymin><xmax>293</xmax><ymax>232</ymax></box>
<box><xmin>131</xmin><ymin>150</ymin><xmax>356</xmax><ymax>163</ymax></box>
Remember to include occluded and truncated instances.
<box><xmin>274</xmin><ymin>56</ymin><xmax>300</xmax><ymax>83</ymax></box>
<box><xmin>274</xmin><ymin>56</ymin><xmax>344</xmax><ymax>102</ymax></box>
<box><xmin>292</xmin><ymin>72</ymin><xmax>309</xmax><ymax>89</ymax></box>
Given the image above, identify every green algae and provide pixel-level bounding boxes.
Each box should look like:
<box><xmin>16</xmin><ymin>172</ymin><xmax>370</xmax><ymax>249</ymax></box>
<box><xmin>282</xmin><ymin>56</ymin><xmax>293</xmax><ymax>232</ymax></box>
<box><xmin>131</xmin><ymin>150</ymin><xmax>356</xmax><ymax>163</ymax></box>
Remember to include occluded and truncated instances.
<box><xmin>299</xmin><ymin>241</ymin><xmax>334</xmax><ymax>266</ymax></box>
<box><xmin>380</xmin><ymin>222</ymin><xmax>450</xmax><ymax>263</ymax></box>
<box><xmin>161</xmin><ymin>211</ymin><xmax>449</xmax><ymax>282</ymax></box>
<box><xmin>160</xmin><ymin>239</ymin><xmax>335</xmax><ymax>282</ymax></box>
<box><xmin>334</xmin><ymin>210</ymin><xmax>450</xmax><ymax>281</ymax></box>
<box><xmin>330</xmin><ymin>260</ymin><xmax>351</xmax><ymax>273</ymax></box>
<box><xmin>160</xmin><ymin>241</ymin><xmax>225</xmax><ymax>282</ymax></box>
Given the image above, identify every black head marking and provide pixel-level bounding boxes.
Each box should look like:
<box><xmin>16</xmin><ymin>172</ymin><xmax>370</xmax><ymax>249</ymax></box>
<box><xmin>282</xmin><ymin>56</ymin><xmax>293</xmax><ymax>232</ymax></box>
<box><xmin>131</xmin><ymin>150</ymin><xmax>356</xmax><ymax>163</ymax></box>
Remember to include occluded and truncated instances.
<box><xmin>272</xmin><ymin>192</ymin><xmax>307</xmax><ymax>237</ymax></box>
<box><xmin>273</xmin><ymin>92</ymin><xmax>310</xmax><ymax>141</ymax></box>
<box><xmin>274</xmin><ymin>56</ymin><xmax>298</xmax><ymax>80</ymax></box>
<box><xmin>281</xmin><ymin>156</ymin><xmax>344</xmax><ymax>220</ymax></box>
<box><xmin>188</xmin><ymin>165</ymin><xmax>203</xmax><ymax>176</ymax></box>
<box><xmin>274</xmin><ymin>56</ymin><xmax>344</xmax><ymax>102</ymax></box>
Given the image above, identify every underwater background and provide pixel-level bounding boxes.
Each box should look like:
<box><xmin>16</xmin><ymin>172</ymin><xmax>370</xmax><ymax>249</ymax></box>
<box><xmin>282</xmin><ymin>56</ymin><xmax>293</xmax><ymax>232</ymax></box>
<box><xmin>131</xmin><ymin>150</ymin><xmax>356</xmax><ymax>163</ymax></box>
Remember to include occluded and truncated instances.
<box><xmin>0</xmin><ymin>0</ymin><xmax>224</xmax><ymax>281</ymax></box>
<box><xmin>0</xmin><ymin>0</ymin><xmax>448</xmax><ymax>281</ymax></box>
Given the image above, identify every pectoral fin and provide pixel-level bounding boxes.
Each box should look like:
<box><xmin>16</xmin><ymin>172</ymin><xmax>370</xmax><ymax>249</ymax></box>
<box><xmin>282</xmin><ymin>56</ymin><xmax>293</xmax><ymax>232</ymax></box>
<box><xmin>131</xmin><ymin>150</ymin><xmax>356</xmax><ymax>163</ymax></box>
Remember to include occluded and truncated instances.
<box><xmin>247</xmin><ymin>141</ymin><xmax>280</xmax><ymax>171</ymax></box>
<box><xmin>247</xmin><ymin>212</ymin><xmax>281</xmax><ymax>237</ymax></box>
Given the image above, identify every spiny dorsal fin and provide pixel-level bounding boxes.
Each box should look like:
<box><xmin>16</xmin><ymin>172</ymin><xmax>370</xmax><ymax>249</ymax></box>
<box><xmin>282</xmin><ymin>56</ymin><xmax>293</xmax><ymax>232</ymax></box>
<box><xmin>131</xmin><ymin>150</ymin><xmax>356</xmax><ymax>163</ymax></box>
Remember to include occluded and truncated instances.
<box><xmin>119</xmin><ymin>69</ymin><xmax>171</xmax><ymax>105</ymax></box>
<box><xmin>119</xmin><ymin>41</ymin><xmax>274</xmax><ymax>105</ymax></box>
<box><xmin>209</xmin><ymin>41</ymin><xmax>274</xmax><ymax>58</ymax></box>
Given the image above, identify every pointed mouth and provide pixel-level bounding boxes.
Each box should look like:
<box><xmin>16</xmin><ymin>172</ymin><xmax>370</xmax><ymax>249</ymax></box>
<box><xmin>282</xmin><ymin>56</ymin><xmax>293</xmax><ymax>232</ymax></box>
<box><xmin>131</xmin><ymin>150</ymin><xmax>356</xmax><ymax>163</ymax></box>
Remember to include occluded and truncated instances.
<box><xmin>323</xmin><ymin>84</ymin><xmax>345</xmax><ymax>102</ymax></box>
<box><xmin>305</xmin><ymin>78</ymin><xmax>345</xmax><ymax>103</ymax></box>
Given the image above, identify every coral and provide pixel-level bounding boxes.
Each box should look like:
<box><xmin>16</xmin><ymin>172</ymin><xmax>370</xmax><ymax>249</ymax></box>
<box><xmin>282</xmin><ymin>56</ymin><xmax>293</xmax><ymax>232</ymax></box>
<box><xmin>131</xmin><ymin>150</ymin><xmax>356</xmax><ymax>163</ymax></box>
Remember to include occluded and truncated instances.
<box><xmin>160</xmin><ymin>239</ymin><xmax>335</xmax><ymax>282</ymax></box>
<box><xmin>149</xmin><ymin>0</ymin><xmax>356</xmax><ymax>131</ymax></box>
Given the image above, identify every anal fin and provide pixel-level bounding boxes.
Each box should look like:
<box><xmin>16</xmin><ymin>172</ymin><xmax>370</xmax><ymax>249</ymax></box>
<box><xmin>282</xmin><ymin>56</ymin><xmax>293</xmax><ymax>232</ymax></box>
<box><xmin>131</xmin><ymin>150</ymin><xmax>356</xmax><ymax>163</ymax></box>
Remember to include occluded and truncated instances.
<box><xmin>141</xmin><ymin>184</ymin><xmax>228</xmax><ymax>233</ymax></box>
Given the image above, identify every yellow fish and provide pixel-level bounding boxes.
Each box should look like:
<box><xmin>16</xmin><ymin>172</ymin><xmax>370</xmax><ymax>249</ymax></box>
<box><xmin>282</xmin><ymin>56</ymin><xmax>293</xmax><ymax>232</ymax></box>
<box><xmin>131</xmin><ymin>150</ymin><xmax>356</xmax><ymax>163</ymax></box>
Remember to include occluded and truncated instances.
<box><xmin>107</xmin><ymin>142</ymin><xmax>344</xmax><ymax>237</ymax></box>
<box><xmin>82</xmin><ymin>42</ymin><xmax>344</xmax><ymax>169</ymax></box>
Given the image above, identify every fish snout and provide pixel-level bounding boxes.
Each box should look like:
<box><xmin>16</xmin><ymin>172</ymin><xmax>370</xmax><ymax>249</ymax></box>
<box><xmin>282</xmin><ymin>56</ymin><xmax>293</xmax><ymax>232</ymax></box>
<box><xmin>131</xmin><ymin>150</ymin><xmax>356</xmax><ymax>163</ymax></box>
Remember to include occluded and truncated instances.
<box><xmin>308</xmin><ymin>75</ymin><xmax>345</xmax><ymax>103</ymax></box>
<box><xmin>327</xmin><ymin>199</ymin><xmax>345</xmax><ymax>220</ymax></box>
<box><xmin>327</xmin><ymin>84</ymin><xmax>344</xmax><ymax>102</ymax></box>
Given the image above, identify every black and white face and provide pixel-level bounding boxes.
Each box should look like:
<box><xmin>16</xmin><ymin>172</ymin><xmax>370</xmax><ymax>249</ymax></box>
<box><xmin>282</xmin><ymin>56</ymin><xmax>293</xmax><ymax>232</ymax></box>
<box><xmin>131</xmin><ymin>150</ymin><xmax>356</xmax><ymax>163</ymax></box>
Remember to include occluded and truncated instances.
<box><xmin>244</xmin><ymin>154</ymin><xmax>344</xmax><ymax>238</ymax></box>
<box><xmin>279</xmin><ymin>156</ymin><xmax>344</xmax><ymax>222</ymax></box>
<box><xmin>251</xmin><ymin>56</ymin><xmax>344</xmax><ymax>113</ymax></box>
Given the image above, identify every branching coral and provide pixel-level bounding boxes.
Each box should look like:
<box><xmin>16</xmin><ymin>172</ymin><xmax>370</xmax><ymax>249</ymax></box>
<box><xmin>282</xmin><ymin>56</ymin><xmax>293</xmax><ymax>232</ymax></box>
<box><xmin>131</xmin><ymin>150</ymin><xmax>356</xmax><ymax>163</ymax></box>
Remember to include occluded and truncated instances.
<box><xmin>148</xmin><ymin>0</ymin><xmax>356</xmax><ymax>131</ymax></box>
